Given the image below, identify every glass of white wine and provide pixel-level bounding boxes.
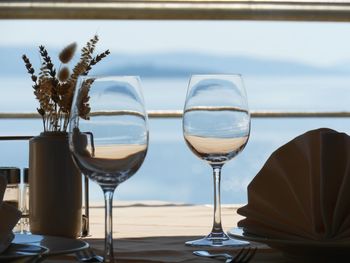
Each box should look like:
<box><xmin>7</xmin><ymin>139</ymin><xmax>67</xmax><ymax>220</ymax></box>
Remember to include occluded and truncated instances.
<box><xmin>183</xmin><ymin>74</ymin><xmax>250</xmax><ymax>247</ymax></box>
<box><xmin>69</xmin><ymin>76</ymin><xmax>148</xmax><ymax>262</ymax></box>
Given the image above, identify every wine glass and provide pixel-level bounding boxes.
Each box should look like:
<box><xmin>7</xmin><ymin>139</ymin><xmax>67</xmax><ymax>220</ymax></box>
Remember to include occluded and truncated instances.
<box><xmin>183</xmin><ymin>74</ymin><xmax>250</xmax><ymax>247</ymax></box>
<box><xmin>69</xmin><ymin>76</ymin><xmax>148</xmax><ymax>262</ymax></box>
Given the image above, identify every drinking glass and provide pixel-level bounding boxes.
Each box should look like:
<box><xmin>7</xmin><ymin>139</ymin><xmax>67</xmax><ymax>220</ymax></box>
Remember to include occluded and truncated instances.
<box><xmin>183</xmin><ymin>74</ymin><xmax>250</xmax><ymax>247</ymax></box>
<box><xmin>69</xmin><ymin>76</ymin><xmax>148</xmax><ymax>262</ymax></box>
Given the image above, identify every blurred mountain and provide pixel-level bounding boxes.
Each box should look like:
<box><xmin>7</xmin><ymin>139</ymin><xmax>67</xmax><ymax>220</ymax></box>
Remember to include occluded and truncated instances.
<box><xmin>1</xmin><ymin>46</ymin><xmax>348</xmax><ymax>78</ymax></box>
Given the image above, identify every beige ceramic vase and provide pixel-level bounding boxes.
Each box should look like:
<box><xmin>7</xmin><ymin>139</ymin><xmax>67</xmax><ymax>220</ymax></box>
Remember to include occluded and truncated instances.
<box><xmin>29</xmin><ymin>132</ymin><xmax>82</xmax><ymax>238</ymax></box>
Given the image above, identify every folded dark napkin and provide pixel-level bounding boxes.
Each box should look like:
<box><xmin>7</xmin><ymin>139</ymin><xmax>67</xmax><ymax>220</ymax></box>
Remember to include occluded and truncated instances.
<box><xmin>0</xmin><ymin>175</ymin><xmax>21</xmax><ymax>253</ymax></box>
<box><xmin>238</xmin><ymin>128</ymin><xmax>350</xmax><ymax>242</ymax></box>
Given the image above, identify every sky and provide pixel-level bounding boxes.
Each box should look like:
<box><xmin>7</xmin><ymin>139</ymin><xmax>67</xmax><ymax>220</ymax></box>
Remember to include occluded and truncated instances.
<box><xmin>1</xmin><ymin>20</ymin><xmax>350</xmax><ymax>66</ymax></box>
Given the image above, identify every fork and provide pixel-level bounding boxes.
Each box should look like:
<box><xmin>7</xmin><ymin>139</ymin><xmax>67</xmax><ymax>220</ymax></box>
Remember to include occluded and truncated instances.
<box><xmin>193</xmin><ymin>247</ymin><xmax>257</xmax><ymax>263</ymax></box>
<box><xmin>75</xmin><ymin>248</ymin><xmax>104</xmax><ymax>262</ymax></box>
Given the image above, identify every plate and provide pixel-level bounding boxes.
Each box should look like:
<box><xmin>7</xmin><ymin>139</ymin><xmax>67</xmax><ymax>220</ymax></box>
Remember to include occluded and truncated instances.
<box><xmin>12</xmin><ymin>234</ymin><xmax>89</xmax><ymax>256</ymax></box>
<box><xmin>0</xmin><ymin>243</ymin><xmax>48</xmax><ymax>262</ymax></box>
<box><xmin>228</xmin><ymin>227</ymin><xmax>350</xmax><ymax>262</ymax></box>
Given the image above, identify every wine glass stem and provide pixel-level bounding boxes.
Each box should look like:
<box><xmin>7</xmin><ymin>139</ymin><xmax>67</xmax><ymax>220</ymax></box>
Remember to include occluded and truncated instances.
<box><xmin>211</xmin><ymin>166</ymin><xmax>224</xmax><ymax>235</ymax></box>
<box><xmin>103</xmin><ymin>189</ymin><xmax>115</xmax><ymax>263</ymax></box>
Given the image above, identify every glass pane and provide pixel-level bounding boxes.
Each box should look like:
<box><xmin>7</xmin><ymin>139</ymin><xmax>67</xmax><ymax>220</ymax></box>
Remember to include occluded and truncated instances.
<box><xmin>1</xmin><ymin>20</ymin><xmax>350</xmax><ymax>204</ymax></box>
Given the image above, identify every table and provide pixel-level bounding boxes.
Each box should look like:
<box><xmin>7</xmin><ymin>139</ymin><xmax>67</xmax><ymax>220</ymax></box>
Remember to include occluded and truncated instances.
<box><xmin>46</xmin><ymin>201</ymin><xmax>288</xmax><ymax>262</ymax></box>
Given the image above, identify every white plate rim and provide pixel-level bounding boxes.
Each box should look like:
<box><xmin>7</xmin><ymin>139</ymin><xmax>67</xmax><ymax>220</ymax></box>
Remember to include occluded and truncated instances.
<box><xmin>228</xmin><ymin>227</ymin><xmax>350</xmax><ymax>248</ymax></box>
<box><xmin>0</xmin><ymin>243</ymin><xmax>49</xmax><ymax>260</ymax></box>
<box><xmin>12</xmin><ymin>233</ymin><xmax>89</xmax><ymax>256</ymax></box>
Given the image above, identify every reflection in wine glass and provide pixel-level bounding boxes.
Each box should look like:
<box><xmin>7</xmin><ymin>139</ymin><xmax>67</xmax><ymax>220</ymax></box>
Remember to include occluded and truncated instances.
<box><xmin>69</xmin><ymin>76</ymin><xmax>148</xmax><ymax>262</ymax></box>
<box><xmin>183</xmin><ymin>74</ymin><xmax>250</xmax><ymax>247</ymax></box>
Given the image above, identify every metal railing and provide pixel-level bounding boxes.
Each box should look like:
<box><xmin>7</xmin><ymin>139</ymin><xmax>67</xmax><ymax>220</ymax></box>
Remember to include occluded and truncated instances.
<box><xmin>0</xmin><ymin>110</ymin><xmax>350</xmax><ymax>120</ymax></box>
<box><xmin>2</xmin><ymin>0</ymin><xmax>350</xmax><ymax>21</ymax></box>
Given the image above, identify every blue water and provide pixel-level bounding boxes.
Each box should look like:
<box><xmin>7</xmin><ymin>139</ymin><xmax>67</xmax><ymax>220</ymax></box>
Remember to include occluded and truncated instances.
<box><xmin>1</xmin><ymin>76</ymin><xmax>350</xmax><ymax>204</ymax></box>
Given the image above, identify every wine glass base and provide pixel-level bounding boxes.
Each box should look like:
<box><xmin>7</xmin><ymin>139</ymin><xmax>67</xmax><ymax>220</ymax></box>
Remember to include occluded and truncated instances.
<box><xmin>185</xmin><ymin>233</ymin><xmax>249</xmax><ymax>247</ymax></box>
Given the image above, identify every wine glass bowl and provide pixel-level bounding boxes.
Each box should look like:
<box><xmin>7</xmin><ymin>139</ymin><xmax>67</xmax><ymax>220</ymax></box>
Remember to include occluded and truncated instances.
<box><xmin>69</xmin><ymin>76</ymin><xmax>148</xmax><ymax>262</ymax></box>
<box><xmin>183</xmin><ymin>74</ymin><xmax>250</xmax><ymax>247</ymax></box>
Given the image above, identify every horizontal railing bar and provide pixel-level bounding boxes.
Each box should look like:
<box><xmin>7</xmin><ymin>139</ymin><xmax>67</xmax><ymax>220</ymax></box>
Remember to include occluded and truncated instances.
<box><xmin>2</xmin><ymin>1</ymin><xmax>350</xmax><ymax>21</ymax></box>
<box><xmin>0</xmin><ymin>136</ymin><xmax>33</xmax><ymax>140</ymax></box>
<box><xmin>149</xmin><ymin>110</ymin><xmax>350</xmax><ymax>118</ymax></box>
<box><xmin>0</xmin><ymin>110</ymin><xmax>350</xmax><ymax>119</ymax></box>
<box><xmin>0</xmin><ymin>110</ymin><xmax>349</xmax><ymax>140</ymax></box>
<box><xmin>0</xmin><ymin>113</ymin><xmax>39</xmax><ymax>119</ymax></box>
<box><xmin>251</xmin><ymin>111</ymin><xmax>350</xmax><ymax>118</ymax></box>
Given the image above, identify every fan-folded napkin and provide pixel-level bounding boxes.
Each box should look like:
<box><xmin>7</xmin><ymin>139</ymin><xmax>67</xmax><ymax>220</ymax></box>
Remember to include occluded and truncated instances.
<box><xmin>238</xmin><ymin>128</ymin><xmax>350</xmax><ymax>242</ymax></box>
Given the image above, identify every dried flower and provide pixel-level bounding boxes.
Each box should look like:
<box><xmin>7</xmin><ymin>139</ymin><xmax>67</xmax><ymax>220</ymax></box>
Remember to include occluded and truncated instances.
<box><xmin>22</xmin><ymin>35</ymin><xmax>110</xmax><ymax>132</ymax></box>
<box><xmin>77</xmin><ymin>79</ymin><xmax>94</xmax><ymax>120</ymax></box>
<box><xmin>84</xmin><ymin>50</ymin><xmax>110</xmax><ymax>75</ymax></box>
<box><xmin>22</xmin><ymin>55</ymin><xmax>39</xmax><ymax>90</ymax></box>
<box><xmin>58</xmin><ymin>67</ymin><xmax>70</xmax><ymax>82</ymax></box>
<box><xmin>59</xmin><ymin>42</ymin><xmax>77</xmax><ymax>64</ymax></box>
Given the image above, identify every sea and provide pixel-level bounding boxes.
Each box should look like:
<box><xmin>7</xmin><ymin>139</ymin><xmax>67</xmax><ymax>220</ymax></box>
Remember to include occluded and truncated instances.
<box><xmin>1</xmin><ymin>75</ymin><xmax>350</xmax><ymax>204</ymax></box>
